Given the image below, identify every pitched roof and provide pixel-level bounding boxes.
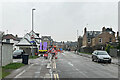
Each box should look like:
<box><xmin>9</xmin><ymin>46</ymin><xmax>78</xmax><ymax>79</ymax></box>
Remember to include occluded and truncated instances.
<box><xmin>41</xmin><ymin>36</ymin><xmax>53</xmax><ymax>41</ymax></box>
<box><xmin>3</xmin><ymin>34</ymin><xmax>17</xmax><ymax>40</ymax></box>
<box><xmin>86</xmin><ymin>31</ymin><xmax>102</xmax><ymax>38</ymax></box>
<box><xmin>16</xmin><ymin>30</ymin><xmax>40</xmax><ymax>46</ymax></box>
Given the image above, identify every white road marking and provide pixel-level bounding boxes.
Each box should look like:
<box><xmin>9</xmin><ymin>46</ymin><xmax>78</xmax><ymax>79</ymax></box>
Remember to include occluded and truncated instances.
<box><xmin>62</xmin><ymin>53</ymin><xmax>65</xmax><ymax>55</ymax></box>
<box><xmin>67</xmin><ymin>61</ymin><xmax>88</xmax><ymax>78</ymax></box>
<box><xmin>68</xmin><ymin>62</ymin><xmax>73</xmax><ymax>66</ymax></box>
<box><xmin>14</xmin><ymin>64</ymin><xmax>34</xmax><ymax>78</ymax></box>
<box><xmin>14</xmin><ymin>70</ymin><xmax>26</xmax><ymax>78</ymax></box>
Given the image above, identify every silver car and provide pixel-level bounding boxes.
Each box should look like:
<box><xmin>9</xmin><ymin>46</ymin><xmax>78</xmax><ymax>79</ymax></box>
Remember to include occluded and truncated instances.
<box><xmin>92</xmin><ymin>50</ymin><xmax>112</xmax><ymax>63</ymax></box>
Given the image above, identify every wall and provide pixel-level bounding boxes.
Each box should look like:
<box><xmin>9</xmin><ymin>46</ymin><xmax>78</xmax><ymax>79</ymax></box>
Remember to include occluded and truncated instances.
<box><xmin>2</xmin><ymin>43</ymin><xmax>13</xmax><ymax>66</ymax></box>
<box><xmin>80</xmin><ymin>47</ymin><xmax>93</xmax><ymax>53</ymax></box>
<box><xmin>109</xmin><ymin>49</ymin><xmax>118</xmax><ymax>58</ymax></box>
<box><xmin>94</xmin><ymin>32</ymin><xmax>116</xmax><ymax>46</ymax></box>
<box><xmin>82</xmin><ymin>34</ymin><xmax>87</xmax><ymax>47</ymax></box>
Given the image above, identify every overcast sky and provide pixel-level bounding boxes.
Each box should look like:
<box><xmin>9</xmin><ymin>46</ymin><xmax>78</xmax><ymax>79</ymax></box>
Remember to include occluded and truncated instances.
<box><xmin>0</xmin><ymin>0</ymin><xmax>119</xmax><ymax>42</ymax></box>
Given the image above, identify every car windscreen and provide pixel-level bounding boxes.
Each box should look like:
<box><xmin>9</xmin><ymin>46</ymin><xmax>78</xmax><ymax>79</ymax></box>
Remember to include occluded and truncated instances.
<box><xmin>97</xmin><ymin>51</ymin><xmax>108</xmax><ymax>55</ymax></box>
<box><xmin>13</xmin><ymin>50</ymin><xmax>23</xmax><ymax>55</ymax></box>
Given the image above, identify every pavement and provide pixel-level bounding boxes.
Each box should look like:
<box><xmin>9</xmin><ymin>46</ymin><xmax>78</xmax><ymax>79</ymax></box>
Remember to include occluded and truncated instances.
<box><xmin>6</xmin><ymin>57</ymin><xmax>51</xmax><ymax>78</ymax></box>
<box><xmin>5</xmin><ymin>51</ymin><xmax>118</xmax><ymax>79</ymax></box>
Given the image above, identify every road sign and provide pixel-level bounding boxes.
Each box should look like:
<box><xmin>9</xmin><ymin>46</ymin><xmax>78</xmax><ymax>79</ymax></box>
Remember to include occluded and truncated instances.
<box><xmin>30</xmin><ymin>41</ymin><xmax>35</xmax><ymax>43</ymax></box>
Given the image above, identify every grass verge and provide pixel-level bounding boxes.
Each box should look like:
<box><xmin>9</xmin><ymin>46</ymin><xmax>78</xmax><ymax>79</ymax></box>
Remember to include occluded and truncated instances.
<box><xmin>2</xmin><ymin>63</ymin><xmax>24</xmax><ymax>78</ymax></box>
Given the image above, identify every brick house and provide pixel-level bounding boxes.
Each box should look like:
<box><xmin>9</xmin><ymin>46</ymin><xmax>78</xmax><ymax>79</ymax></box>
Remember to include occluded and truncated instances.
<box><xmin>82</xmin><ymin>27</ymin><xmax>116</xmax><ymax>48</ymax></box>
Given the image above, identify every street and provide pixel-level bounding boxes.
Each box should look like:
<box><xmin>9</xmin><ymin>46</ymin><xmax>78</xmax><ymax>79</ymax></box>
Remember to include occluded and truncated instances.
<box><xmin>5</xmin><ymin>51</ymin><xmax>118</xmax><ymax>79</ymax></box>
<box><xmin>56</xmin><ymin>51</ymin><xmax>118</xmax><ymax>78</ymax></box>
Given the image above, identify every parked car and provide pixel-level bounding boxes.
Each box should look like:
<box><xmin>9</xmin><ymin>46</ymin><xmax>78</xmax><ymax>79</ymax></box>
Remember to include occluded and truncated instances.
<box><xmin>13</xmin><ymin>50</ymin><xmax>24</xmax><ymax>58</ymax></box>
<box><xmin>92</xmin><ymin>50</ymin><xmax>112</xmax><ymax>63</ymax></box>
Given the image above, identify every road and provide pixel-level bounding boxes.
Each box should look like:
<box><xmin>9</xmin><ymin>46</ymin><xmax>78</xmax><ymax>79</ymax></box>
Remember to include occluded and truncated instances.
<box><xmin>6</xmin><ymin>51</ymin><xmax>118</xmax><ymax>79</ymax></box>
<box><xmin>56</xmin><ymin>51</ymin><xmax>118</xmax><ymax>78</ymax></box>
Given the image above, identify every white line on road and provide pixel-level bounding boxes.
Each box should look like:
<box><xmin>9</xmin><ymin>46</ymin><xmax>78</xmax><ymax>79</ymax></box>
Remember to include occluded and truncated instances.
<box><xmin>14</xmin><ymin>64</ymin><xmax>34</xmax><ymax>78</ymax></box>
<box><xmin>67</xmin><ymin>61</ymin><xmax>88</xmax><ymax>78</ymax></box>
<box><xmin>68</xmin><ymin>62</ymin><xmax>73</xmax><ymax>66</ymax></box>
<box><xmin>62</xmin><ymin>53</ymin><xmax>65</xmax><ymax>56</ymax></box>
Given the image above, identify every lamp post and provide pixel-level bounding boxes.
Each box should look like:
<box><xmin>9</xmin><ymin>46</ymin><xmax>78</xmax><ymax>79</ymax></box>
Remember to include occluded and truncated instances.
<box><xmin>32</xmin><ymin>8</ymin><xmax>36</xmax><ymax>31</ymax></box>
<box><xmin>31</xmin><ymin>8</ymin><xmax>36</xmax><ymax>57</ymax></box>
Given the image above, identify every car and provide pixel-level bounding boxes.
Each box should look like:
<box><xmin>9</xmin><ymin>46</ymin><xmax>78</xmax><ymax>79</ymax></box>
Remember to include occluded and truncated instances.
<box><xmin>92</xmin><ymin>50</ymin><xmax>112</xmax><ymax>63</ymax></box>
<box><xmin>13</xmin><ymin>50</ymin><xmax>24</xmax><ymax>58</ymax></box>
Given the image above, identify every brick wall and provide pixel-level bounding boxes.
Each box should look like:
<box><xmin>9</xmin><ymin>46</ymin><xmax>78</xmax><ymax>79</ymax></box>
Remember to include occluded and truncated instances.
<box><xmin>93</xmin><ymin>32</ymin><xmax>116</xmax><ymax>46</ymax></box>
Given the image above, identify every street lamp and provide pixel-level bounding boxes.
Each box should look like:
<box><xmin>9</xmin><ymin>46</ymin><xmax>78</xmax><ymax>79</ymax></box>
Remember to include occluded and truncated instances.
<box><xmin>32</xmin><ymin>8</ymin><xmax>36</xmax><ymax>31</ymax></box>
<box><xmin>31</xmin><ymin>8</ymin><xmax>36</xmax><ymax>57</ymax></box>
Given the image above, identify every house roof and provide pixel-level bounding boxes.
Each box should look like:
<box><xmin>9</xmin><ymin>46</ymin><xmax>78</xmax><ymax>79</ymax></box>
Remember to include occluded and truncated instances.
<box><xmin>3</xmin><ymin>34</ymin><xmax>18</xmax><ymax>40</ymax></box>
<box><xmin>86</xmin><ymin>31</ymin><xmax>102</xmax><ymax>38</ymax></box>
<box><xmin>16</xmin><ymin>30</ymin><xmax>40</xmax><ymax>46</ymax></box>
<box><xmin>41</xmin><ymin>36</ymin><xmax>53</xmax><ymax>41</ymax></box>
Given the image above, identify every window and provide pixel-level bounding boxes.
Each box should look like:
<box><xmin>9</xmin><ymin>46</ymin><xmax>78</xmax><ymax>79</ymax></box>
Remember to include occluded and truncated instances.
<box><xmin>88</xmin><ymin>38</ymin><xmax>91</xmax><ymax>43</ymax></box>
<box><xmin>6</xmin><ymin>39</ymin><xmax>10</xmax><ymax>43</ymax></box>
<box><xmin>109</xmin><ymin>37</ymin><xmax>112</xmax><ymax>42</ymax></box>
<box><xmin>99</xmin><ymin>38</ymin><xmax>102</xmax><ymax>43</ymax></box>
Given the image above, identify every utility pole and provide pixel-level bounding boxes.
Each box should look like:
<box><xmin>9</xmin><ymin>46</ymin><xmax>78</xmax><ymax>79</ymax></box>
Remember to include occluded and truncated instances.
<box><xmin>31</xmin><ymin>8</ymin><xmax>36</xmax><ymax>57</ymax></box>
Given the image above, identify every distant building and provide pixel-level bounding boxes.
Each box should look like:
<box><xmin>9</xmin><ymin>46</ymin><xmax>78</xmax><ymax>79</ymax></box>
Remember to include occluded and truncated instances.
<box><xmin>65</xmin><ymin>41</ymin><xmax>77</xmax><ymax>51</ymax></box>
<box><xmin>55</xmin><ymin>41</ymin><xmax>65</xmax><ymax>49</ymax></box>
<box><xmin>41</xmin><ymin>36</ymin><xmax>53</xmax><ymax>48</ymax></box>
<box><xmin>82</xmin><ymin>27</ymin><xmax>116</xmax><ymax>48</ymax></box>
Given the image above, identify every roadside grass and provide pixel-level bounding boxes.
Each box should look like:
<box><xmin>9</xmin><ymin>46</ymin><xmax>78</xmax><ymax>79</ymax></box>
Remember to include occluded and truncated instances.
<box><xmin>2</xmin><ymin>69</ymin><xmax>10</xmax><ymax>79</ymax></box>
<box><xmin>79</xmin><ymin>52</ymin><xmax>92</xmax><ymax>55</ymax></box>
<box><xmin>29</xmin><ymin>56</ymin><xmax>39</xmax><ymax>59</ymax></box>
<box><xmin>2</xmin><ymin>63</ymin><xmax>24</xmax><ymax>69</ymax></box>
<box><xmin>2</xmin><ymin>63</ymin><xmax>24</xmax><ymax>78</ymax></box>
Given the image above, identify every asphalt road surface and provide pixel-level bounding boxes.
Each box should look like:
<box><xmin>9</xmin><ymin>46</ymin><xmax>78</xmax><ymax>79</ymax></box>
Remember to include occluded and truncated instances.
<box><xmin>56</xmin><ymin>51</ymin><xmax>118</xmax><ymax>78</ymax></box>
<box><xmin>6</xmin><ymin>51</ymin><xmax>118</xmax><ymax>79</ymax></box>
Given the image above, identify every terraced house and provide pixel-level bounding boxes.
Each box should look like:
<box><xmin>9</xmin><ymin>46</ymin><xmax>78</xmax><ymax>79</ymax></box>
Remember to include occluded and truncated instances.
<box><xmin>82</xmin><ymin>27</ymin><xmax>116</xmax><ymax>48</ymax></box>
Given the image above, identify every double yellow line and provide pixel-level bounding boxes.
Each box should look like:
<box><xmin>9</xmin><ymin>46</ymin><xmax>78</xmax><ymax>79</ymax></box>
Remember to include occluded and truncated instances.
<box><xmin>53</xmin><ymin>74</ymin><xmax>59</xmax><ymax>80</ymax></box>
<box><xmin>53</xmin><ymin>58</ymin><xmax>59</xmax><ymax>80</ymax></box>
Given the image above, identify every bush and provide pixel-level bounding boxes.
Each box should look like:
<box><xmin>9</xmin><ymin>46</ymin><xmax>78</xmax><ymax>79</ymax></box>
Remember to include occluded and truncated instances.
<box><xmin>105</xmin><ymin>44</ymin><xmax>114</xmax><ymax>53</ymax></box>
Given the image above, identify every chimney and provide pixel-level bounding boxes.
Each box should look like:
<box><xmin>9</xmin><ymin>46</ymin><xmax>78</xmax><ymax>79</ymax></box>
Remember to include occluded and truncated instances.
<box><xmin>117</xmin><ymin>31</ymin><xmax>119</xmax><ymax>38</ymax></box>
<box><xmin>16</xmin><ymin>35</ymin><xmax>18</xmax><ymax>38</ymax></box>
<box><xmin>102</xmin><ymin>27</ymin><xmax>106</xmax><ymax>32</ymax></box>
<box><xmin>84</xmin><ymin>27</ymin><xmax>87</xmax><ymax>34</ymax></box>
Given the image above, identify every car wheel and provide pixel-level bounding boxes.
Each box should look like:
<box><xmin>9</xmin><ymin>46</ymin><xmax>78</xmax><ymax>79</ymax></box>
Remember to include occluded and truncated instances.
<box><xmin>97</xmin><ymin>58</ymin><xmax>100</xmax><ymax>63</ymax></box>
<box><xmin>92</xmin><ymin>58</ymin><xmax>94</xmax><ymax>61</ymax></box>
